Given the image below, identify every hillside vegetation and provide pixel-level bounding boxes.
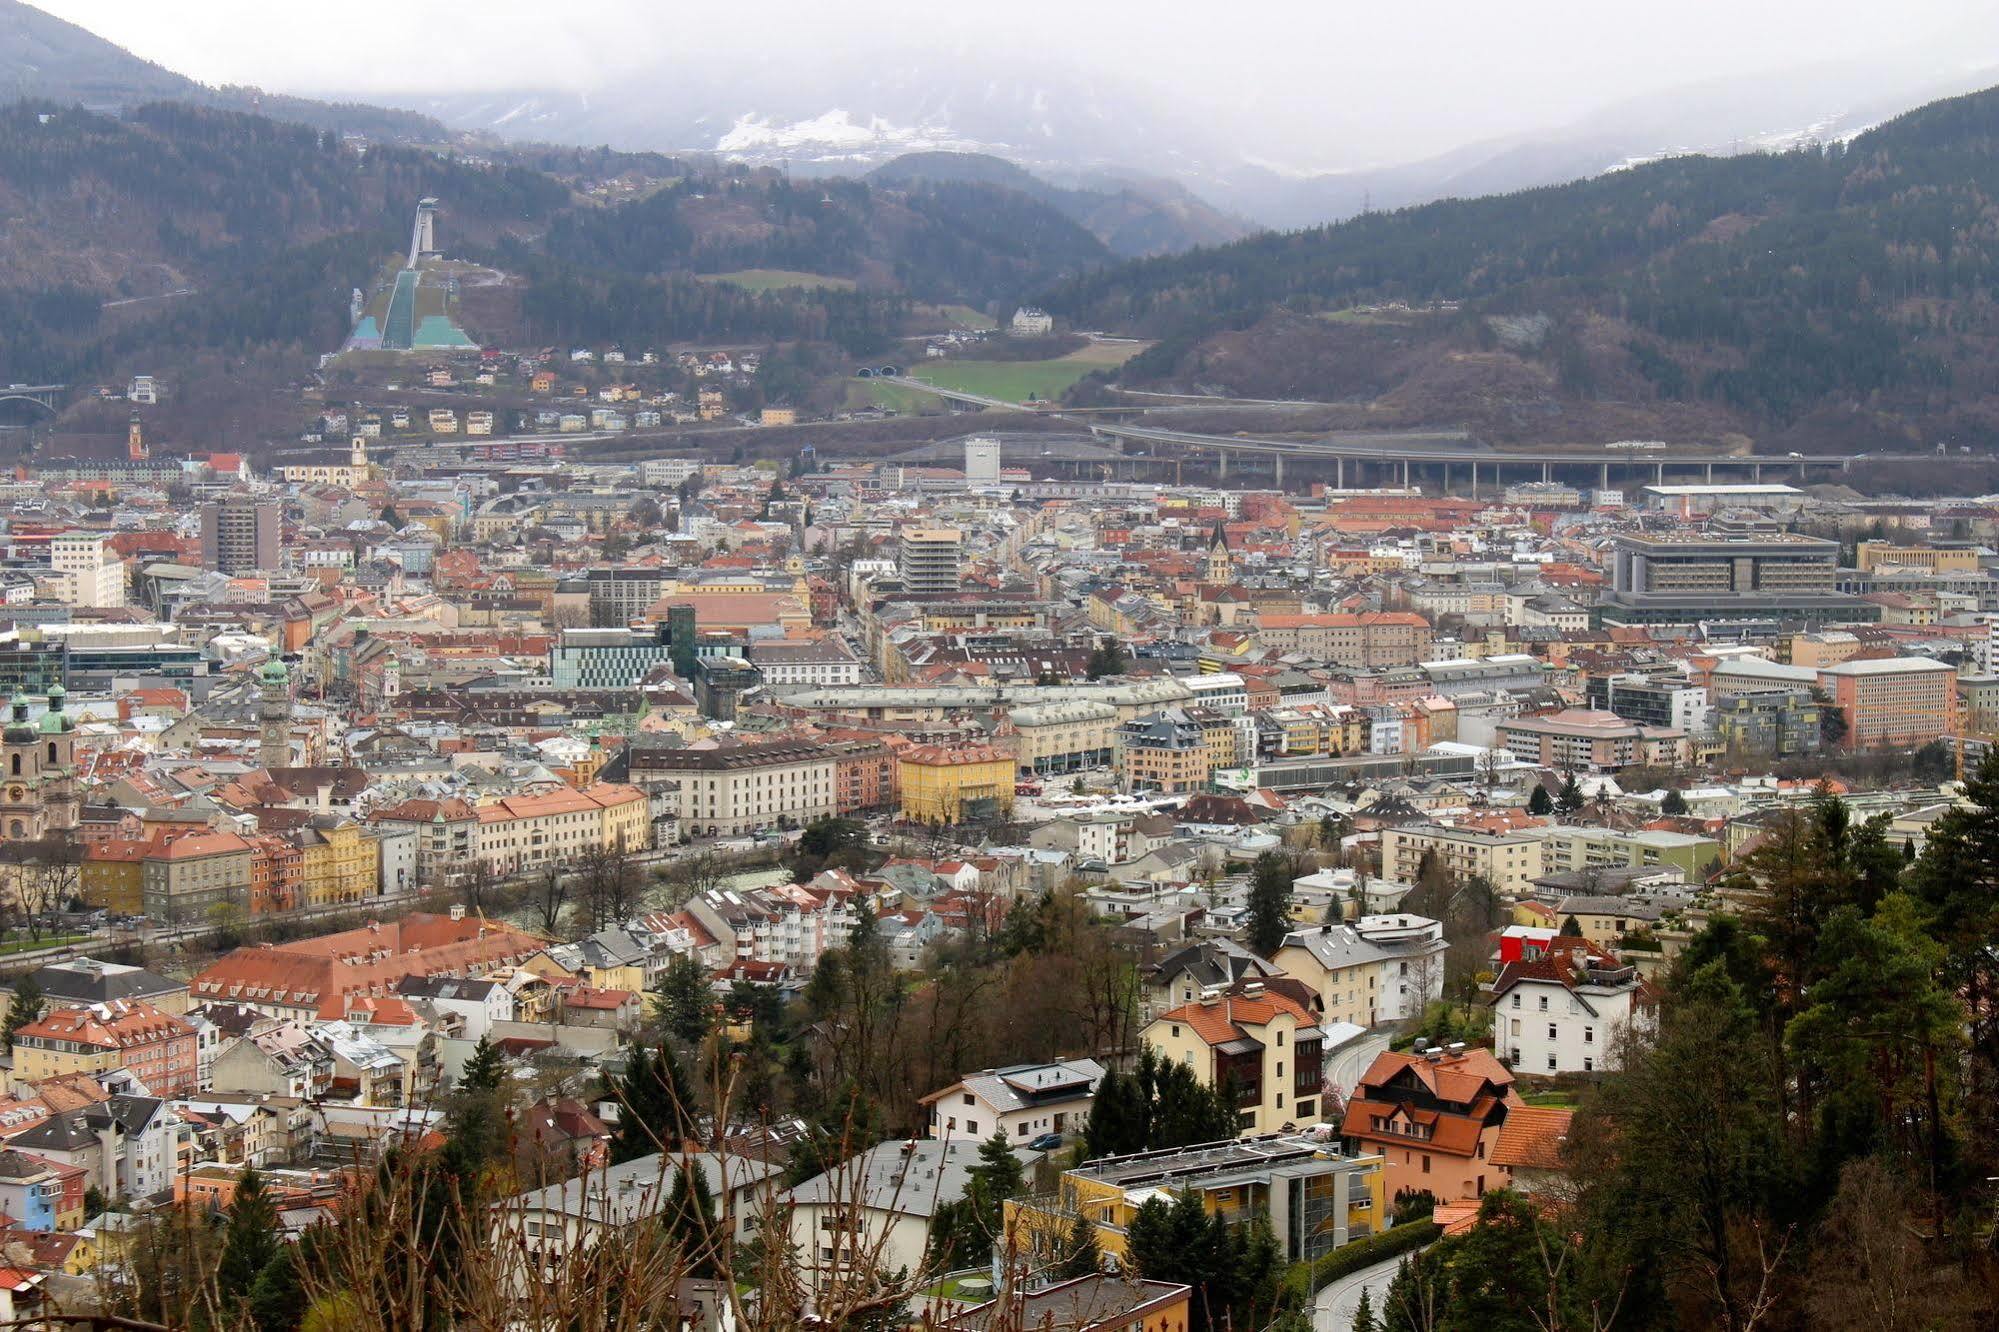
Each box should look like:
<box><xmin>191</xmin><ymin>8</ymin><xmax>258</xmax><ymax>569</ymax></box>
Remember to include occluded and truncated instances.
<box><xmin>0</xmin><ymin>98</ymin><xmax>1120</xmax><ymax>383</ymax></box>
<box><xmin>1044</xmin><ymin>84</ymin><xmax>1999</xmax><ymax>451</ymax></box>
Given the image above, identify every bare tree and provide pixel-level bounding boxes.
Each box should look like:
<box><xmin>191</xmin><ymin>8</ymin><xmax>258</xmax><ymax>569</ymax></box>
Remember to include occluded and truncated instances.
<box><xmin>532</xmin><ymin>862</ymin><xmax>569</xmax><ymax>936</ymax></box>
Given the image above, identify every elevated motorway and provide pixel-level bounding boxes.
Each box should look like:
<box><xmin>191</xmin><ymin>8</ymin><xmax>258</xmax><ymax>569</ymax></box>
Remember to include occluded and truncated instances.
<box><xmin>868</xmin><ymin>373</ymin><xmax>1855</xmax><ymax>489</ymax></box>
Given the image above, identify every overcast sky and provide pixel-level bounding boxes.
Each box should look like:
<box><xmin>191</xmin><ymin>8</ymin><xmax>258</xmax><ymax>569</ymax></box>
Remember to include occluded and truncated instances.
<box><xmin>34</xmin><ymin>0</ymin><xmax>1999</xmax><ymax>167</ymax></box>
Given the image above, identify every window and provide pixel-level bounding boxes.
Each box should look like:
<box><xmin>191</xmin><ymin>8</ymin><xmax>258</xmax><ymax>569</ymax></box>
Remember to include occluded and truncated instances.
<box><xmin>1547</xmin><ymin>1053</ymin><xmax>1557</xmax><ymax>1070</ymax></box>
<box><xmin>1583</xmin><ymin>1056</ymin><xmax>1594</xmax><ymax>1072</ymax></box>
<box><xmin>1171</xmin><ymin>1025</ymin><xmax>1180</xmax><ymax>1038</ymax></box>
<box><xmin>1421</xmin><ymin>1155</ymin><xmax>1430</xmax><ymax>1174</ymax></box>
<box><xmin>1547</xmin><ymin>1024</ymin><xmax>1557</xmax><ymax>1041</ymax></box>
<box><xmin>1538</xmin><ymin>995</ymin><xmax>1548</xmax><ymax>1011</ymax></box>
<box><xmin>1511</xmin><ymin>993</ymin><xmax>1520</xmax><ymax>1009</ymax></box>
<box><xmin>962</xmin><ymin>1093</ymin><xmax>974</xmax><ymax>1106</ymax></box>
<box><xmin>1584</xmin><ymin>1027</ymin><xmax>1594</xmax><ymax>1044</ymax></box>
<box><xmin>1277</xmin><ymin>1030</ymin><xmax>1285</xmax><ymax>1047</ymax></box>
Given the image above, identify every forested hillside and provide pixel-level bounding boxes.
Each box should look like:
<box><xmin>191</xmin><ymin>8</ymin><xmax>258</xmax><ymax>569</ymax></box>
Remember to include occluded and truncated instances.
<box><xmin>0</xmin><ymin>97</ymin><xmax>1121</xmax><ymax>382</ymax></box>
<box><xmin>1045</xmin><ymin>83</ymin><xmax>1999</xmax><ymax>451</ymax></box>
<box><xmin>868</xmin><ymin>150</ymin><xmax>1252</xmax><ymax>257</ymax></box>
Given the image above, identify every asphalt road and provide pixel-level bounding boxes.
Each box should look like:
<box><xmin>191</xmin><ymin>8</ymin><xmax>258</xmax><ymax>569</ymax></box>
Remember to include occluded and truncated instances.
<box><xmin>1326</xmin><ymin>1028</ymin><xmax>1396</xmax><ymax>1101</ymax></box>
<box><xmin>1315</xmin><ymin>1252</ymin><xmax>1408</xmax><ymax>1332</ymax></box>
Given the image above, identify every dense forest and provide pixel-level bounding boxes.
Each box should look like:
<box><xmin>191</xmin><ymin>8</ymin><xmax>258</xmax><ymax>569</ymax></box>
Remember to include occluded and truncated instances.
<box><xmin>1044</xmin><ymin>82</ymin><xmax>1999</xmax><ymax>448</ymax></box>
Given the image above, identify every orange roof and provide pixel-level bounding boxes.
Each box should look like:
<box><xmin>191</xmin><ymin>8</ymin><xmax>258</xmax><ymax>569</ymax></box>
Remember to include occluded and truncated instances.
<box><xmin>1154</xmin><ymin>990</ymin><xmax>1315</xmax><ymax>1046</ymax></box>
<box><xmin>15</xmin><ymin>1000</ymin><xmax>193</xmax><ymax>1051</ymax></box>
<box><xmin>1491</xmin><ymin>1105</ymin><xmax>1573</xmax><ymax>1172</ymax></box>
<box><xmin>146</xmin><ymin>831</ymin><xmax>253</xmax><ymax>861</ymax></box>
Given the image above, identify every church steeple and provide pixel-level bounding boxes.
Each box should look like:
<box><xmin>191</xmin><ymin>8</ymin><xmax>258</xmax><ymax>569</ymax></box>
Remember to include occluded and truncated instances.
<box><xmin>127</xmin><ymin>412</ymin><xmax>147</xmax><ymax>462</ymax></box>
<box><xmin>1203</xmin><ymin>517</ymin><xmax>1233</xmax><ymax>584</ymax></box>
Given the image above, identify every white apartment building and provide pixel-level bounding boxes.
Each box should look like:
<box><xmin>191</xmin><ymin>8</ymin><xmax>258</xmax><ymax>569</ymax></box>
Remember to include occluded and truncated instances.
<box><xmin>921</xmin><ymin>1059</ymin><xmax>1106</xmax><ymax>1142</ymax></box>
<box><xmin>641</xmin><ymin>739</ymin><xmax>838</xmax><ymax>838</ymax></box>
<box><xmin>1490</xmin><ymin>937</ymin><xmax>1652</xmax><ymax>1074</ymax></box>
<box><xmin>49</xmin><ymin>533</ymin><xmax>125</xmax><ymax>609</ymax></box>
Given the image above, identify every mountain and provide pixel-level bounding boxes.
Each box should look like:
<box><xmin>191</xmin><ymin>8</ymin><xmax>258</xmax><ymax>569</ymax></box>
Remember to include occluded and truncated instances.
<box><xmin>0</xmin><ymin>0</ymin><xmax>447</xmax><ymax>141</ymax></box>
<box><xmin>1213</xmin><ymin>53</ymin><xmax>1999</xmax><ymax>229</ymax></box>
<box><xmin>0</xmin><ymin>96</ymin><xmax>1122</xmax><ymax>385</ymax></box>
<box><xmin>867</xmin><ymin>152</ymin><xmax>1249</xmax><ymax>258</ymax></box>
<box><xmin>1044</xmin><ymin>83</ymin><xmax>1999</xmax><ymax>454</ymax></box>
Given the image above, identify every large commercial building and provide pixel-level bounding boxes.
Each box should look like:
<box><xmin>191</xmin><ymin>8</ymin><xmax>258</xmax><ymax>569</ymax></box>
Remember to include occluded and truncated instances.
<box><xmin>199</xmin><ymin>499</ymin><xmax>281</xmax><ymax>574</ymax></box>
<box><xmin>1817</xmin><ymin>657</ymin><xmax>1959</xmax><ymax>750</ymax></box>
<box><xmin>1496</xmin><ymin>708</ymin><xmax>1688</xmax><ymax>771</ymax></box>
<box><xmin>630</xmin><ymin>739</ymin><xmax>837</xmax><ymax>837</ymax></box>
<box><xmin>549</xmin><ymin>626</ymin><xmax>674</xmax><ymax>688</ymax></box>
<box><xmin>48</xmin><ymin>533</ymin><xmax>125</xmax><ymax>610</ymax></box>
<box><xmin>1602</xmin><ymin>532</ymin><xmax>1857</xmax><ymax>624</ymax></box>
<box><xmin>896</xmin><ymin>527</ymin><xmax>963</xmax><ymax>595</ymax></box>
<box><xmin>1251</xmin><ymin>612</ymin><xmax>1434</xmax><ymax>667</ymax></box>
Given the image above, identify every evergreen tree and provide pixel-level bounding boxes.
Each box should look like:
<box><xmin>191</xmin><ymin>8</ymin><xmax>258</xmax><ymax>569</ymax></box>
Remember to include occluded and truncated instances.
<box><xmin>660</xmin><ymin>1159</ymin><xmax>720</xmax><ymax>1276</ymax></box>
<box><xmin>2</xmin><ymin>975</ymin><xmax>43</xmax><ymax>1051</ymax></box>
<box><xmin>1556</xmin><ymin>772</ymin><xmax>1584</xmax><ymax>814</ymax></box>
<box><xmin>1661</xmin><ymin>788</ymin><xmax>1689</xmax><ymax>815</ymax></box>
<box><xmin>1247</xmin><ymin>850</ymin><xmax>1295</xmax><ymax>956</ymax></box>
<box><xmin>1526</xmin><ymin>784</ymin><xmax>1553</xmax><ymax>816</ymax></box>
<box><xmin>217</xmin><ymin>1167</ymin><xmax>282</xmax><ymax>1304</ymax></box>
<box><xmin>1060</xmin><ymin>1212</ymin><xmax>1102</xmax><ymax>1277</ymax></box>
<box><xmin>653</xmin><ymin>954</ymin><xmax>715</xmax><ymax>1045</ymax></box>
<box><xmin>1561</xmin><ymin>914</ymin><xmax>1584</xmax><ymax>938</ymax></box>
<box><xmin>610</xmin><ymin>1040</ymin><xmax>697</xmax><ymax>1164</ymax></box>
<box><xmin>965</xmin><ymin>1130</ymin><xmax>1025</xmax><ymax>1243</ymax></box>
<box><xmin>458</xmin><ymin>1033</ymin><xmax>504</xmax><ymax>1093</ymax></box>
<box><xmin>1351</xmin><ymin>1286</ymin><xmax>1377</xmax><ymax>1332</ymax></box>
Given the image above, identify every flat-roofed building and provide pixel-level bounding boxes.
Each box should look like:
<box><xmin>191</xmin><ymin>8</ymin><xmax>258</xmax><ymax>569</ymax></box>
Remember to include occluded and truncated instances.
<box><xmin>1004</xmin><ymin>1131</ymin><xmax>1384</xmax><ymax>1268</ymax></box>
<box><xmin>1496</xmin><ymin>708</ymin><xmax>1688</xmax><ymax>771</ymax></box>
<box><xmin>896</xmin><ymin>527</ymin><xmax>963</xmax><ymax>595</ymax></box>
<box><xmin>1604</xmin><ymin>531</ymin><xmax>1855</xmax><ymax>624</ymax></box>
<box><xmin>1380</xmin><ymin>822</ymin><xmax>1545</xmax><ymax>898</ymax></box>
<box><xmin>1817</xmin><ymin>656</ymin><xmax>1959</xmax><ymax>750</ymax></box>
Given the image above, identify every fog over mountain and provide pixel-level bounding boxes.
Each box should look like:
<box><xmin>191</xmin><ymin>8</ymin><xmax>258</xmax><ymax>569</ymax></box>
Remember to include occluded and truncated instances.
<box><xmin>23</xmin><ymin>0</ymin><xmax>1999</xmax><ymax>226</ymax></box>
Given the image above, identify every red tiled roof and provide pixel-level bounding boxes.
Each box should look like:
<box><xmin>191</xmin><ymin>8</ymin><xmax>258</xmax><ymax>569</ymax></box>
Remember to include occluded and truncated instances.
<box><xmin>1491</xmin><ymin>1105</ymin><xmax>1573</xmax><ymax>1172</ymax></box>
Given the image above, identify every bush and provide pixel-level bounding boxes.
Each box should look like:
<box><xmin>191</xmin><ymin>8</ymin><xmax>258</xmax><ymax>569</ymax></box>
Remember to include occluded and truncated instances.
<box><xmin>1281</xmin><ymin>1218</ymin><xmax>1441</xmax><ymax>1299</ymax></box>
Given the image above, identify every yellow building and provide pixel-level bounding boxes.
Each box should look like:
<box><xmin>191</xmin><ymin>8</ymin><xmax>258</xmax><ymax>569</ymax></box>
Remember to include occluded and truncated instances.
<box><xmin>1854</xmin><ymin>541</ymin><xmax>1979</xmax><ymax>573</ymax></box>
<box><xmin>898</xmin><ymin>744</ymin><xmax>1016</xmax><ymax>824</ymax></box>
<box><xmin>80</xmin><ymin>840</ymin><xmax>147</xmax><ymax>914</ymax></box>
<box><xmin>296</xmin><ymin>820</ymin><xmax>380</xmax><ymax>908</ymax></box>
<box><xmin>1005</xmin><ymin>1132</ymin><xmax>1383</xmax><ymax>1268</ymax></box>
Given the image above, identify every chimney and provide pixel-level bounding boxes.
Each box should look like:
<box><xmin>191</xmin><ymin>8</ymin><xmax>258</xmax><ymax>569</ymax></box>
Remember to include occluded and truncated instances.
<box><xmin>449</xmin><ymin>904</ymin><xmax>466</xmax><ymax>922</ymax></box>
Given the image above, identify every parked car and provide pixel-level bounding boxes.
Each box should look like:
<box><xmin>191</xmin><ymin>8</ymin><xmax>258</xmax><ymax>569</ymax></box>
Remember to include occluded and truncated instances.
<box><xmin>1029</xmin><ymin>1132</ymin><xmax>1064</xmax><ymax>1152</ymax></box>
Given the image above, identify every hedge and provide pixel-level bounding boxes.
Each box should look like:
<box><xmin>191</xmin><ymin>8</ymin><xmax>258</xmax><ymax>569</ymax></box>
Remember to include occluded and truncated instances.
<box><xmin>1281</xmin><ymin>1218</ymin><xmax>1442</xmax><ymax>1299</ymax></box>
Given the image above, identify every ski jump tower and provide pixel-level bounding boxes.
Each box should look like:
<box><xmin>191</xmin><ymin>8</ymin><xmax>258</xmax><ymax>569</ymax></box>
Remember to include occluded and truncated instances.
<box><xmin>407</xmin><ymin>197</ymin><xmax>439</xmax><ymax>268</ymax></box>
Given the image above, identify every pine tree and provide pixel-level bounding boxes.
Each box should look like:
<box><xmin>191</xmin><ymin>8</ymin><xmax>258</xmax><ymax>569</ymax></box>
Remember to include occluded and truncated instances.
<box><xmin>1561</xmin><ymin>914</ymin><xmax>1584</xmax><ymax>938</ymax></box>
<box><xmin>1527</xmin><ymin>784</ymin><xmax>1553</xmax><ymax>816</ymax></box>
<box><xmin>1247</xmin><ymin>851</ymin><xmax>1295</xmax><ymax>956</ymax></box>
<box><xmin>1557</xmin><ymin>772</ymin><xmax>1585</xmax><ymax>814</ymax></box>
<box><xmin>1060</xmin><ymin>1212</ymin><xmax>1102</xmax><ymax>1277</ymax></box>
<box><xmin>611</xmin><ymin>1040</ymin><xmax>698</xmax><ymax>1164</ymax></box>
<box><xmin>2</xmin><ymin>976</ymin><xmax>43</xmax><ymax>1052</ymax></box>
<box><xmin>459</xmin><ymin>1033</ymin><xmax>504</xmax><ymax>1093</ymax></box>
<box><xmin>217</xmin><ymin>1167</ymin><xmax>282</xmax><ymax>1303</ymax></box>
<box><xmin>653</xmin><ymin>954</ymin><xmax>714</xmax><ymax>1045</ymax></box>
<box><xmin>1351</xmin><ymin>1286</ymin><xmax>1376</xmax><ymax>1332</ymax></box>
<box><xmin>661</xmin><ymin>1159</ymin><xmax>719</xmax><ymax>1276</ymax></box>
<box><xmin>1661</xmin><ymin>788</ymin><xmax>1689</xmax><ymax>816</ymax></box>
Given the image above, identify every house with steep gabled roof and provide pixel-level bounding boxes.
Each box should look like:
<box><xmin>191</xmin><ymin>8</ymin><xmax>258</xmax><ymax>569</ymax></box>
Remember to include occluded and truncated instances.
<box><xmin>1143</xmin><ymin>980</ymin><xmax>1326</xmax><ymax>1135</ymax></box>
<box><xmin>1489</xmin><ymin>934</ymin><xmax>1654</xmax><ymax>1075</ymax></box>
<box><xmin>1340</xmin><ymin>1047</ymin><xmax>1520</xmax><ymax>1203</ymax></box>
